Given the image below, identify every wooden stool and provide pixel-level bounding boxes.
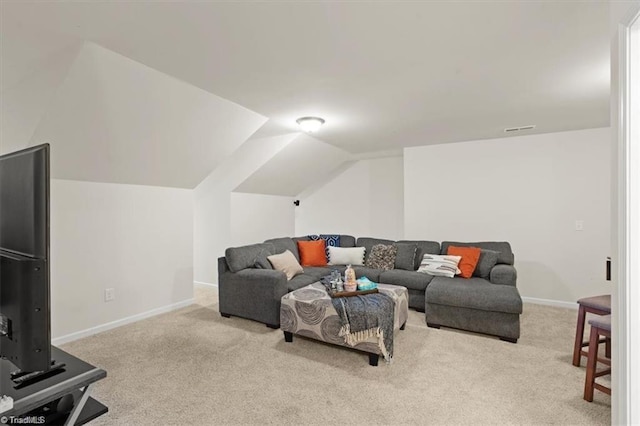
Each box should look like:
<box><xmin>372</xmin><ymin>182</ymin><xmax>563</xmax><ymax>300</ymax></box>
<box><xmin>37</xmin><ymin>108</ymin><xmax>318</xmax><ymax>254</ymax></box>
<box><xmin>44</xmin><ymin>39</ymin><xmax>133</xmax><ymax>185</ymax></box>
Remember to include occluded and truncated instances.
<box><xmin>573</xmin><ymin>294</ymin><xmax>611</xmax><ymax>366</ymax></box>
<box><xmin>584</xmin><ymin>314</ymin><xmax>611</xmax><ymax>401</ymax></box>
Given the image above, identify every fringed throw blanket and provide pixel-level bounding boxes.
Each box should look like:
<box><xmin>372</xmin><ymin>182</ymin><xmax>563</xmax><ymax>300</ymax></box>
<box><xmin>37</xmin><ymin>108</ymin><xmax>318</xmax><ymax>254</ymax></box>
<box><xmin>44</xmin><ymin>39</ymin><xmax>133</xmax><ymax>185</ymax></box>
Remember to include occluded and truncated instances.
<box><xmin>331</xmin><ymin>293</ymin><xmax>395</xmax><ymax>362</ymax></box>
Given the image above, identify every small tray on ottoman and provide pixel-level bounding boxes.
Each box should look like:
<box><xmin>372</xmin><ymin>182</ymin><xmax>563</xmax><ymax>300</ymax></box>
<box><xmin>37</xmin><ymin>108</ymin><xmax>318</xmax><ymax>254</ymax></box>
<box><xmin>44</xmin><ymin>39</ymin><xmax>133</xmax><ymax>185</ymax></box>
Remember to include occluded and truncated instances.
<box><xmin>327</xmin><ymin>288</ymin><xmax>378</xmax><ymax>298</ymax></box>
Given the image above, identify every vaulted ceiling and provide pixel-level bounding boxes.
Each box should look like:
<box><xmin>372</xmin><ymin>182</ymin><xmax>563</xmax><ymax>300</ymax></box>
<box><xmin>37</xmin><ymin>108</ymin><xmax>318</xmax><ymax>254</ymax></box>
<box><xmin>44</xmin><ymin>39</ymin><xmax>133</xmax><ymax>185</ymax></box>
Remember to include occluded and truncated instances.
<box><xmin>1</xmin><ymin>1</ymin><xmax>611</xmax><ymax>191</ymax></box>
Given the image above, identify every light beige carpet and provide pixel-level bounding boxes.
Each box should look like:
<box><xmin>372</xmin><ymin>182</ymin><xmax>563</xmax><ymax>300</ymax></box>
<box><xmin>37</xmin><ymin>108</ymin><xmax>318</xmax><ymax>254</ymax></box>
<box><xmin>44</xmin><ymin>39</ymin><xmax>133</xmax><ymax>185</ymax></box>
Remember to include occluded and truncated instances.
<box><xmin>61</xmin><ymin>286</ymin><xmax>611</xmax><ymax>425</ymax></box>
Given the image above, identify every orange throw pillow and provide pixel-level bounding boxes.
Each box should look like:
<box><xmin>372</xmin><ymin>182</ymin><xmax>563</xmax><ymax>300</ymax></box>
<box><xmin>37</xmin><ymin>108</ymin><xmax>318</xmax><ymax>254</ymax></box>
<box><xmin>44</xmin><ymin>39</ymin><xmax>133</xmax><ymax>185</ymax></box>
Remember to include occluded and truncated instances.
<box><xmin>447</xmin><ymin>246</ymin><xmax>481</xmax><ymax>278</ymax></box>
<box><xmin>297</xmin><ymin>240</ymin><xmax>327</xmax><ymax>267</ymax></box>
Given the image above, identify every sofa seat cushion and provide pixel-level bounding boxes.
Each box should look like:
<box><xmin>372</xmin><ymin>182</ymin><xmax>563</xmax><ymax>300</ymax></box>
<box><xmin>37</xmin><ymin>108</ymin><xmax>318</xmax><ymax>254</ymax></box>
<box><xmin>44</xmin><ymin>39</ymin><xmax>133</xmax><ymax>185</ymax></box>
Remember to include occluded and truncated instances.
<box><xmin>427</xmin><ymin>277</ymin><xmax>522</xmax><ymax>314</ymax></box>
<box><xmin>379</xmin><ymin>270</ymin><xmax>434</xmax><ymax>291</ymax></box>
<box><xmin>352</xmin><ymin>266</ymin><xmax>381</xmax><ymax>282</ymax></box>
<box><xmin>287</xmin><ymin>274</ymin><xmax>319</xmax><ymax>292</ymax></box>
<box><xmin>301</xmin><ymin>266</ymin><xmax>335</xmax><ymax>280</ymax></box>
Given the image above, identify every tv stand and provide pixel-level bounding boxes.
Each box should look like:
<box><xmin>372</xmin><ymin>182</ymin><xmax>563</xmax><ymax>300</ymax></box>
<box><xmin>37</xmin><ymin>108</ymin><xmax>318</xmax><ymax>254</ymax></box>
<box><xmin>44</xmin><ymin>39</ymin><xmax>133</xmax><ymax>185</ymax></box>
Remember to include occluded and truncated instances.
<box><xmin>1</xmin><ymin>347</ymin><xmax>107</xmax><ymax>425</ymax></box>
<box><xmin>11</xmin><ymin>360</ymin><xmax>67</xmax><ymax>388</ymax></box>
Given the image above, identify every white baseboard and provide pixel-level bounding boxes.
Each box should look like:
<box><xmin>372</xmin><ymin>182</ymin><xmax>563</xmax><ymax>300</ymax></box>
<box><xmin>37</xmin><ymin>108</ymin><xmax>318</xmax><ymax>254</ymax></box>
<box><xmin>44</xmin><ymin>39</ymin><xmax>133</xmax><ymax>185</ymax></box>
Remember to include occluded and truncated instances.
<box><xmin>522</xmin><ymin>296</ymin><xmax>578</xmax><ymax>310</ymax></box>
<box><xmin>52</xmin><ymin>298</ymin><xmax>195</xmax><ymax>346</ymax></box>
<box><xmin>194</xmin><ymin>280</ymin><xmax>217</xmax><ymax>288</ymax></box>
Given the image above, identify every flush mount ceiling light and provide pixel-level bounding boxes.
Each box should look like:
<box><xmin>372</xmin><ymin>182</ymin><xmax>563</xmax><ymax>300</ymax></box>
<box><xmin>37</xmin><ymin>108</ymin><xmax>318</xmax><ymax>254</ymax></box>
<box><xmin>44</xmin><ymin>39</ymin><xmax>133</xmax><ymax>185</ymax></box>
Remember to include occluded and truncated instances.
<box><xmin>296</xmin><ymin>116</ymin><xmax>325</xmax><ymax>133</ymax></box>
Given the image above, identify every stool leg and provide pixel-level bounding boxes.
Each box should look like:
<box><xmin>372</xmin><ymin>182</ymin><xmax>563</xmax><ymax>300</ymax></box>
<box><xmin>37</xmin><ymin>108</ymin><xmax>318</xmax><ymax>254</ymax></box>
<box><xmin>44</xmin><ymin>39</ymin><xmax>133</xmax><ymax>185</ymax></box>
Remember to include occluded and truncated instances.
<box><xmin>573</xmin><ymin>305</ymin><xmax>586</xmax><ymax>366</ymax></box>
<box><xmin>605</xmin><ymin>337</ymin><xmax>611</xmax><ymax>359</ymax></box>
<box><xmin>584</xmin><ymin>326</ymin><xmax>600</xmax><ymax>402</ymax></box>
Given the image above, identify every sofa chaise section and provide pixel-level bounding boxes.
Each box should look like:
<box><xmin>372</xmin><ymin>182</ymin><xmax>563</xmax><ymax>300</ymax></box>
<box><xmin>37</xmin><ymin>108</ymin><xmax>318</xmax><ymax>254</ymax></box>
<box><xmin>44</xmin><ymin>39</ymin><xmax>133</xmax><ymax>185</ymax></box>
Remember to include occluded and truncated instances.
<box><xmin>425</xmin><ymin>241</ymin><xmax>522</xmax><ymax>342</ymax></box>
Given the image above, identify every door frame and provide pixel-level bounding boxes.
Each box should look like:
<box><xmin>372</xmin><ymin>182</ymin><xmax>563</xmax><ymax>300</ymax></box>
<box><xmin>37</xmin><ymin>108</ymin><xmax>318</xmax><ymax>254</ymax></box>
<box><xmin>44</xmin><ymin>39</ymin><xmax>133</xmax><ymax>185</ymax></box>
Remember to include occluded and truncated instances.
<box><xmin>615</xmin><ymin>4</ymin><xmax>640</xmax><ymax>424</ymax></box>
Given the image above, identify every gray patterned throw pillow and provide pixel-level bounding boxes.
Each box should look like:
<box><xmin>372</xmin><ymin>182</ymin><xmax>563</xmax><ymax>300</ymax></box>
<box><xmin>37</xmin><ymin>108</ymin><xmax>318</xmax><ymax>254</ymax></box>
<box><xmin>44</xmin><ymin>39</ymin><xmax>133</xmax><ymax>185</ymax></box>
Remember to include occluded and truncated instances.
<box><xmin>365</xmin><ymin>244</ymin><xmax>398</xmax><ymax>271</ymax></box>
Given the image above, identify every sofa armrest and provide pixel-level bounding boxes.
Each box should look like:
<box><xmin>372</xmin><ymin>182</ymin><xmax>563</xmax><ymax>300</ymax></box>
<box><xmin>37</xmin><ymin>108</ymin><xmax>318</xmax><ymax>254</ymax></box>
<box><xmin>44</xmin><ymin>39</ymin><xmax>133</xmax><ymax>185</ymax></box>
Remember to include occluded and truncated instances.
<box><xmin>218</xmin><ymin>266</ymin><xmax>289</xmax><ymax>327</ymax></box>
<box><xmin>490</xmin><ymin>264</ymin><xmax>517</xmax><ymax>286</ymax></box>
<box><xmin>220</xmin><ymin>268</ymin><xmax>288</xmax><ymax>300</ymax></box>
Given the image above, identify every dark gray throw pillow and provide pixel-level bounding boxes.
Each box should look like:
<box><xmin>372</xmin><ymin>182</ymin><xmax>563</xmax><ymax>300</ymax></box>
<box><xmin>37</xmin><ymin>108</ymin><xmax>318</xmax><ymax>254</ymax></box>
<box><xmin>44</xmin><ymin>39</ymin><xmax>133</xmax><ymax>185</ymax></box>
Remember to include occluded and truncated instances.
<box><xmin>473</xmin><ymin>249</ymin><xmax>500</xmax><ymax>279</ymax></box>
<box><xmin>394</xmin><ymin>243</ymin><xmax>417</xmax><ymax>271</ymax></box>
<box><xmin>253</xmin><ymin>254</ymin><xmax>273</xmax><ymax>269</ymax></box>
<box><xmin>225</xmin><ymin>243</ymin><xmax>274</xmax><ymax>272</ymax></box>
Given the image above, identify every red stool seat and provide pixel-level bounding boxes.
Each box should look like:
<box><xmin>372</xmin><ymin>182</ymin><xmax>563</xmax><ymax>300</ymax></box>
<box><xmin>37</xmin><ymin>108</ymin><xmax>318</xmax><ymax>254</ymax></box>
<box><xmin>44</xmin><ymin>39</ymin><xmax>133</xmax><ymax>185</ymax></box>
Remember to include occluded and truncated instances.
<box><xmin>573</xmin><ymin>294</ymin><xmax>611</xmax><ymax>367</ymax></box>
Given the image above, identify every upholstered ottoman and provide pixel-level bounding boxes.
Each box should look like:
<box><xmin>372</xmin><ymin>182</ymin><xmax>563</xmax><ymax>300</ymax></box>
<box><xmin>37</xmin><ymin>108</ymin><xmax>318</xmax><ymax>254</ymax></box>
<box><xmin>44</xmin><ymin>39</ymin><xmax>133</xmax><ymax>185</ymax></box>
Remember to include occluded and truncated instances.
<box><xmin>280</xmin><ymin>283</ymin><xmax>409</xmax><ymax>366</ymax></box>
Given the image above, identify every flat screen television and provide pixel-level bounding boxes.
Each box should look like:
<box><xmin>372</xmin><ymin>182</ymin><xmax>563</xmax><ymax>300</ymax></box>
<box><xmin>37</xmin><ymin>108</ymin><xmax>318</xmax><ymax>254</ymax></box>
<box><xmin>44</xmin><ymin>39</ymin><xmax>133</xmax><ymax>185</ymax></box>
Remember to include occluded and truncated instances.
<box><xmin>0</xmin><ymin>143</ymin><xmax>63</xmax><ymax>386</ymax></box>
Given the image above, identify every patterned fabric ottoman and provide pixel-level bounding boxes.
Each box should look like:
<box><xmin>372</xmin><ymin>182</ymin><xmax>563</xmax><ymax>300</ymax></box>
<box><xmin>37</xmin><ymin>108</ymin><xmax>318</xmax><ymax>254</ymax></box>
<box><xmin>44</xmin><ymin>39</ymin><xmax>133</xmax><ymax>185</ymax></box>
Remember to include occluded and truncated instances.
<box><xmin>280</xmin><ymin>283</ymin><xmax>409</xmax><ymax>366</ymax></box>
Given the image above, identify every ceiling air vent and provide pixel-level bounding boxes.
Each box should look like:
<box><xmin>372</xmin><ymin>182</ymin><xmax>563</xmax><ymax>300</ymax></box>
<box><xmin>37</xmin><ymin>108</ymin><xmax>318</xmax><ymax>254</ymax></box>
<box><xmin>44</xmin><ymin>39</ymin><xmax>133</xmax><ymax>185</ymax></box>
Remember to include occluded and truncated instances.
<box><xmin>504</xmin><ymin>125</ymin><xmax>536</xmax><ymax>133</ymax></box>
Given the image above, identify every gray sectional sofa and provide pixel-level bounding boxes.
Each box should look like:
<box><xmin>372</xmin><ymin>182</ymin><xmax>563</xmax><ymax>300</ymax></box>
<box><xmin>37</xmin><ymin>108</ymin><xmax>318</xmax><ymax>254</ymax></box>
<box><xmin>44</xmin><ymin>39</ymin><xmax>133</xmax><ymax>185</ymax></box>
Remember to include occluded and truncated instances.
<box><xmin>218</xmin><ymin>235</ymin><xmax>523</xmax><ymax>342</ymax></box>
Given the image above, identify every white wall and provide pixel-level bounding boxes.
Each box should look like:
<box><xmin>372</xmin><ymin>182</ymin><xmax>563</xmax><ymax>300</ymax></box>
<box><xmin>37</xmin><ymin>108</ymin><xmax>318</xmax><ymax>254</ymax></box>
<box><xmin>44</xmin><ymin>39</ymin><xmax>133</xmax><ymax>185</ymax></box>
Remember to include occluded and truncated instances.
<box><xmin>230</xmin><ymin>192</ymin><xmax>295</xmax><ymax>246</ymax></box>
<box><xmin>404</xmin><ymin>127</ymin><xmax>611</xmax><ymax>304</ymax></box>
<box><xmin>50</xmin><ymin>179</ymin><xmax>194</xmax><ymax>341</ymax></box>
<box><xmin>295</xmin><ymin>156</ymin><xmax>404</xmax><ymax>240</ymax></box>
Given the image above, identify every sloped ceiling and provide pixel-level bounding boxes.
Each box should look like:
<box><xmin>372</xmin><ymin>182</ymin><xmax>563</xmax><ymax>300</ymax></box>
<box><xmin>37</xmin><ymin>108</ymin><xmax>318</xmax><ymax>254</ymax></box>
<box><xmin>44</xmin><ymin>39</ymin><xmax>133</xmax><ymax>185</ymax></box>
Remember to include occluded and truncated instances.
<box><xmin>4</xmin><ymin>42</ymin><xmax>267</xmax><ymax>188</ymax></box>
<box><xmin>0</xmin><ymin>43</ymin><xmax>81</xmax><ymax>155</ymax></box>
<box><xmin>0</xmin><ymin>17</ymin><xmax>81</xmax><ymax>92</ymax></box>
<box><xmin>234</xmin><ymin>133</ymin><xmax>352</xmax><ymax>196</ymax></box>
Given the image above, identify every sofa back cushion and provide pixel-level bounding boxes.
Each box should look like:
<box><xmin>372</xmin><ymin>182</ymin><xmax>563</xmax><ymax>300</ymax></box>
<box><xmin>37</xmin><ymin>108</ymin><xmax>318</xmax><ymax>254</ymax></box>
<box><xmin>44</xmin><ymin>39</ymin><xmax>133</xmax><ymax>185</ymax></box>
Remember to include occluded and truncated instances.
<box><xmin>440</xmin><ymin>241</ymin><xmax>514</xmax><ymax>265</ymax></box>
<box><xmin>356</xmin><ymin>237</ymin><xmax>395</xmax><ymax>263</ymax></box>
<box><xmin>396</xmin><ymin>240</ymin><xmax>440</xmax><ymax>270</ymax></box>
<box><xmin>474</xmin><ymin>249</ymin><xmax>500</xmax><ymax>279</ymax></box>
<box><xmin>393</xmin><ymin>242</ymin><xmax>417</xmax><ymax>271</ymax></box>
<box><xmin>265</xmin><ymin>237</ymin><xmax>300</xmax><ymax>261</ymax></box>
<box><xmin>340</xmin><ymin>235</ymin><xmax>356</xmax><ymax>247</ymax></box>
<box><xmin>225</xmin><ymin>243</ymin><xmax>276</xmax><ymax>273</ymax></box>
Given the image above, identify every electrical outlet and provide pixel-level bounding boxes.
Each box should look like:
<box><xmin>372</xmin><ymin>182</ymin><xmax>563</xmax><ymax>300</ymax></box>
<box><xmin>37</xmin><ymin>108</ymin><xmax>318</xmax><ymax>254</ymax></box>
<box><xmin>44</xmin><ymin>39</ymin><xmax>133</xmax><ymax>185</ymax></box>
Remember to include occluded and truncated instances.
<box><xmin>575</xmin><ymin>220</ymin><xmax>584</xmax><ymax>231</ymax></box>
<box><xmin>105</xmin><ymin>288</ymin><xmax>115</xmax><ymax>302</ymax></box>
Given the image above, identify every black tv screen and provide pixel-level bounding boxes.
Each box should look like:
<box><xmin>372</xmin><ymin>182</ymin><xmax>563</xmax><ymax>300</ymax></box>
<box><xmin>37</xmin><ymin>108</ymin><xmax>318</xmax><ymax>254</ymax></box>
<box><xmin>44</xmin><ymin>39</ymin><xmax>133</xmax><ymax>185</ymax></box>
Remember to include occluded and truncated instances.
<box><xmin>0</xmin><ymin>144</ymin><xmax>49</xmax><ymax>259</ymax></box>
<box><xmin>0</xmin><ymin>143</ymin><xmax>52</xmax><ymax>374</ymax></box>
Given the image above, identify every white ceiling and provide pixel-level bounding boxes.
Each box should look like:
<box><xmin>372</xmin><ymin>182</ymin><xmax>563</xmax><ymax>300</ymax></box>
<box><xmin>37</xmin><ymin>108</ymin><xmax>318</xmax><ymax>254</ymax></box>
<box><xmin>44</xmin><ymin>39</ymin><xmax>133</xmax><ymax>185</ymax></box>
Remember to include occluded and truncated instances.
<box><xmin>1</xmin><ymin>1</ymin><xmax>611</xmax><ymax>154</ymax></box>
